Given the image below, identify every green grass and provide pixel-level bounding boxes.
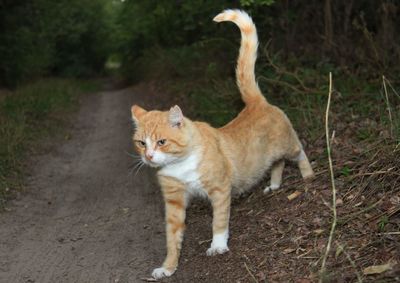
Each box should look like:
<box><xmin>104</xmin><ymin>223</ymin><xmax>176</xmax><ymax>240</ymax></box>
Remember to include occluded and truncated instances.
<box><xmin>0</xmin><ymin>78</ymin><xmax>98</xmax><ymax>207</ymax></box>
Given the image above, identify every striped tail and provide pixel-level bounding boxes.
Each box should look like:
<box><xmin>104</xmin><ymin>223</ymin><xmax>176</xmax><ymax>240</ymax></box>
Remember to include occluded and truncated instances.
<box><xmin>213</xmin><ymin>9</ymin><xmax>266</xmax><ymax>105</ymax></box>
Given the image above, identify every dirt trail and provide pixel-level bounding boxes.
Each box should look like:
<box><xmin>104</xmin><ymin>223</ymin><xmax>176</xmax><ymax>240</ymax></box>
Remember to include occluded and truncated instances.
<box><xmin>0</xmin><ymin>86</ymin><xmax>168</xmax><ymax>283</ymax></box>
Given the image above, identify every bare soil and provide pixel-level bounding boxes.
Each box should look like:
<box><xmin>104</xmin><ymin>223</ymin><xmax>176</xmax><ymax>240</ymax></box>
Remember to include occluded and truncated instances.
<box><xmin>0</xmin><ymin>82</ymin><xmax>399</xmax><ymax>283</ymax></box>
<box><xmin>0</xmin><ymin>84</ymin><xmax>169</xmax><ymax>282</ymax></box>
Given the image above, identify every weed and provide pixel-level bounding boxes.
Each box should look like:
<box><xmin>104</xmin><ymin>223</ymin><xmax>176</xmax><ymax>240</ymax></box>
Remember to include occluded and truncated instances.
<box><xmin>340</xmin><ymin>166</ymin><xmax>351</xmax><ymax>177</ymax></box>
<box><xmin>378</xmin><ymin>215</ymin><xmax>389</xmax><ymax>232</ymax></box>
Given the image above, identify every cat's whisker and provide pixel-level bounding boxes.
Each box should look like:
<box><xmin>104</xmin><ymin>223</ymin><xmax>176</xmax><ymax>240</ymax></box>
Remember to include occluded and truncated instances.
<box><xmin>128</xmin><ymin>158</ymin><xmax>143</xmax><ymax>167</ymax></box>
<box><xmin>125</xmin><ymin>151</ymin><xmax>142</xmax><ymax>160</ymax></box>
<box><xmin>129</xmin><ymin>160</ymin><xmax>144</xmax><ymax>176</ymax></box>
<box><xmin>134</xmin><ymin>162</ymin><xmax>145</xmax><ymax>177</ymax></box>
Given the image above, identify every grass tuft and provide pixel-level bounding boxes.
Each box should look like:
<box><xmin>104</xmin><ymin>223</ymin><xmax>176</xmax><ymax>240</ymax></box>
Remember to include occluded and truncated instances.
<box><xmin>0</xmin><ymin>78</ymin><xmax>98</xmax><ymax>208</ymax></box>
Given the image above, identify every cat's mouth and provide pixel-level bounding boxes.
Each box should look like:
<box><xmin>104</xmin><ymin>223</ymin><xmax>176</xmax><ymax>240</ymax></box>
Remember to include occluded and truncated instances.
<box><xmin>147</xmin><ymin>161</ymin><xmax>161</xmax><ymax>168</ymax></box>
<box><xmin>142</xmin><ymin>158</ymin><xmax>162</xmax><ymax>168</ymax></box>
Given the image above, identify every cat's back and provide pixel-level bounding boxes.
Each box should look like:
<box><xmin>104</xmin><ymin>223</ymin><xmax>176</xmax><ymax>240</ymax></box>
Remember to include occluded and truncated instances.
<box><xmin>219</xmin><ymin>102</ymin><xmax>289</xmax><ymax>135</ymax></box>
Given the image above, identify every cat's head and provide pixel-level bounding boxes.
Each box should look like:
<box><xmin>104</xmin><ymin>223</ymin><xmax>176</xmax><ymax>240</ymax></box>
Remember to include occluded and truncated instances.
<box><xmin>131</xmin><ymin>105</ymin><xmax>191</xmax><ymax>168</ymax></box>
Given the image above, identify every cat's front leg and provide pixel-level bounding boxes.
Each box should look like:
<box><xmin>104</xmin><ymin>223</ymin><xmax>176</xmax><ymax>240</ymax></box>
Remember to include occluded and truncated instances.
<box><xmin>206</xmin><ymin>185</ymin><xmax>231</xmax><ymax>256</ymax></box>
<box><xmin>152</xmin><ymin>177</ymin><xmax>186</xmax><ymax>279</ymax></box>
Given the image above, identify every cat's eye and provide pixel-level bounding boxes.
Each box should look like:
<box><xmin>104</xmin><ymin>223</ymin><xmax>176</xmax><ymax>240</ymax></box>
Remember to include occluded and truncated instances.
<box><xmin>157</xmin><ymin>139</ymin><xmax>167</xmax><ymax>146</ymax></box>
<box><xmin>136</xmin><ymin>140</ymin><xmax>146</xmax><ymax>147</ymax></box>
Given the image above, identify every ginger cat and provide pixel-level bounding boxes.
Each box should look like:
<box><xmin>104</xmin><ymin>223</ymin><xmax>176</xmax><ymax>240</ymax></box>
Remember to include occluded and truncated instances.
<box><xmin>131</xmin><ymin>9</ymin><xmax>314</xmax><ymax>279</ymax></box>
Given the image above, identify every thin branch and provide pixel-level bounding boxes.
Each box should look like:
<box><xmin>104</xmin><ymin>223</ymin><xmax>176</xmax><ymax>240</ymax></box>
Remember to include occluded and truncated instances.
<box><xmin>336</xmin><ymin>242</ymin><xmax>363</xmax><ymax>283</ymax></box>
<box><xmin>383</xmin><ymin>76</ymin><xmax>400</xmax><ymax>99</ymax></box>
<box><xmin>319</xmin><ymin>72</ymin><xmax>337</xmax><ymax>281</ymax></box>
<box><xmin>382</xmin><ymin>75</ymin><xmax>393</xmax><ymax>138</ymax></box>
<box><xmin>244</xmin><ymin>262</ymin><xmax>259</xmax><ymax>283</ymax></box>
<box><xmin>261</xmin><ymin>44</ymin><xmax>315</xmax><ymax>93</ymax></box>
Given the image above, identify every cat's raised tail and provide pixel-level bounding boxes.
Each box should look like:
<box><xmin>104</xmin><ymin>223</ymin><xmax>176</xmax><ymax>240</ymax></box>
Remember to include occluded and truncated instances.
<box><xmin>214</xmin><ymin>9</ymin><xmax>266</xmax><ymax>105</ymax></box>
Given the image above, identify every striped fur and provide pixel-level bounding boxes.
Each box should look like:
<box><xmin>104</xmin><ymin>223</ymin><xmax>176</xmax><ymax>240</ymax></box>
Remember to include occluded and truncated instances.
<box><xmin>214</xmin><ymin>9</ymin><xmax>264</xmax><ymax>104</ymax></box>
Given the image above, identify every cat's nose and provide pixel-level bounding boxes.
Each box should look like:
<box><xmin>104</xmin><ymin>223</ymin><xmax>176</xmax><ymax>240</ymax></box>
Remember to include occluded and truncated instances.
<box><xmin>145</xmin><ymin>152</ymin><xmax>154</xmax><ymax>160</ymax></box>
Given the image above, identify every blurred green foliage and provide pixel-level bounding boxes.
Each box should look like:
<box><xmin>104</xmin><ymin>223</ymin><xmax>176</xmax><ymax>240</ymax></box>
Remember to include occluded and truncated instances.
<box><xmin>113</xmin><ymin>0</ymin><xmax>400</xmax><ymax>80</ymax></box>
<box><xmin>0</xmin><ymin>0</ymin><xmax>113</xmax><ymax>86</ymax></box>
<box><xmin>240</xmin><ymin>0</ymin><xmax>275</xmax><ymax>7</ymax></box>
<box><xmin>2</xmin><ymin>0</ymin><xmax>399</xmax><ymax>87</ymax></box>
<box><xmin>113</xmin><ymin>0</ymin><xmax>241</xmax><ymax>81</ymax></box>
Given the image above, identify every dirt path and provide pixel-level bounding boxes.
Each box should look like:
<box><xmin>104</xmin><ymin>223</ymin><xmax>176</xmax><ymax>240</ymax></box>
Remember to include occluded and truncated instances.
<box><xmin>0</xmin><ymin>86</ymin><xmax>168</xmax><ymax>283</ymax></box>
<box><xmin>3</xmin><ymin>82</ymin><xmax>396</xmax><ymax>283</ymax></box>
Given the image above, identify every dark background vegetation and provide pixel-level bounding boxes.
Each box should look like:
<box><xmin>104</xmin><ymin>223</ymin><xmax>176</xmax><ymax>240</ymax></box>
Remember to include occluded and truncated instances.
<box><xmin>1</xmin><ymin>0</ymin><xmax>399</xmax><ymax>87</ymax></box>
<box><xmin>0</xmin><ymin>0</ymin><xmax>399</xmax><ymax>281</ymax></box>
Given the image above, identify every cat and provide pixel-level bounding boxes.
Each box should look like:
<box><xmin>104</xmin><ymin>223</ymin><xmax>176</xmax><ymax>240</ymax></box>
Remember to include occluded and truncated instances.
<box><xmin>131</xmin><ymin>9</ymin><xmax>314</xmax><ymax>279</ymax></box>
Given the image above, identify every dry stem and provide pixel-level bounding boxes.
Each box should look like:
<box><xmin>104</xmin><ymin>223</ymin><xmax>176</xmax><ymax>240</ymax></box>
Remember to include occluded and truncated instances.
<box><xmin>383</xmin><ymin>76</ymin><xmax>400</xmax><ymax>99</ymax></box>
<box><xmin>382</xmin><ymin>75</ymin><xmax>393</xmax><ymax>138</ymax></box>
<box><xmin>244</xmin><ymin>261</ymin><xmax>259</xmax><ymax>283</ymax></box>
<box><xmin>336</xmin><ymin>242</ymin><xmax>363</xmax><ymax>283</ymax></box>
<box><xmin>319</xmin><ymin>72</ymin><xmax>337</xmax><ymax>281</ymax></box>
<box><xmin>261</xmin><ymin>43</ymin><xmax>317</xmax><ymax>93</ymax></box>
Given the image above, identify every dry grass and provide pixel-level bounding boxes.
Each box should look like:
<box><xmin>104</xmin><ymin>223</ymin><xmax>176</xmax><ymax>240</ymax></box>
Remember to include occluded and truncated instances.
<box><xmin>319</xmin><ymin>72</ymin><xmax>337</xmax><ymax>281</ymax></box>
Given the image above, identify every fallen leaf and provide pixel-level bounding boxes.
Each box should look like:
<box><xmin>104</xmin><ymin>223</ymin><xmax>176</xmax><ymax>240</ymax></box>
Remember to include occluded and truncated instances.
<box><xmin>256</xmin><ymin>271</ymin><xmax>266</xmax><ymax>280</ymax></box>
<box><xmin>363</xmin><ymin>262</ymin><xmax>394</xmax><ymax>275</ymax></box>
<box><xmin>283</xmin><ymin>248</ymin><xmax>296</xmax><ymax>254</ymax></box>
<box><xmin>140</xmin><ymin>278</ymin><xmax>158</xmax><ymax>282</ymax></box>
<box><xmin>335</xmin><ymin>245</ymin><xmax>343</xmax><ymax>258</ymax></box>
<box><xmin>355</xmin><ymin>201</ymin><xmax>363</xmax><ymax>207</ymax></box>
<box><xmin>287</xmin><ymin>190</ymin><xmax>302</xmax><ymax>201</ymax></box>
<box><xmin>312</xmin><ymin>217</ymin><xmax>322</xmax><ymax>225</ymax></box>
<box><xmin>314</xmin><ymin>229</ymin><xmax>324</xmax><ymax>235</ymax></box>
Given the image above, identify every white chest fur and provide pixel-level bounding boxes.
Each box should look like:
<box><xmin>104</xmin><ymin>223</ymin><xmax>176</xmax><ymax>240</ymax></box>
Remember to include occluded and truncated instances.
<box><xmin>159</xmin><ymin>151</ymin><xmax>207</xmax><ymax>198</ymax></box>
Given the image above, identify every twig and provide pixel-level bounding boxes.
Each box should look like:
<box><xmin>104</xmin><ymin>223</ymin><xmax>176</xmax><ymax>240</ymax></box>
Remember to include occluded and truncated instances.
<box><xmin>244</xmin><ymin>261</ymin><xmax>259</xmax><ymax>283</ymax></box>
<box><xmin>198</xmin><ymin>239</ymin><xmax>212</xmax><ymax>245</ymax></box>
<box><xmin>382</xmin><ymin>75</ymin><xmax>393</xmax><ymax>138</ymax></box>
<box><xmin>336</xmin><ymin>242</ymin><xmax>363</xmax><ymax>283</ymax></box>
<box><xmin>338</xmin><ymin>200</ymin><xmax>381</xmax><ymax>226</ymax></box>
<box><xmin>319</xmin><ymin>72</ymin><xmax>337</xmax><ymax>281</ymax></box>
<box><xmin>262</xmin><ymin>44</ymin><xmax>312</xmax><ymax>92</ymax></box>
<box><xmin>350</xmin><ymin>169</ymin><xmax>400</xmax><ymax>178</ymax></box>
<box><xmin>383</xmin><ymin>76</ymin><xmax>400</xmax><ymax>99</ymax></box>
<box><xmin>377</xmin><ymin>231</ymin><xmax>400</xmax><ymax>235</ymax></box>
<box><xmin>372</xmin><ymin>206</ymin><xmax>400</xmax><ymax>222</ymax></box>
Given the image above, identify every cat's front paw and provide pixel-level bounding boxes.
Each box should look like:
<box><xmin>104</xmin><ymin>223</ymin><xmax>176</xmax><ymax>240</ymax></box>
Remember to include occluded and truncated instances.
<box><xmin>263</xmin><ymin>184</ymin><xmax>280</xmax><ymax>194</ymax></box>
<box><xmin>152</xmin><ymin>267</ymin><xmax>174</xmax><ymax>279</ymax></box>
<box><xmin>206</xmin><ymin>245</ymin><xmax>229</xmax><ymax>256</ymax></box>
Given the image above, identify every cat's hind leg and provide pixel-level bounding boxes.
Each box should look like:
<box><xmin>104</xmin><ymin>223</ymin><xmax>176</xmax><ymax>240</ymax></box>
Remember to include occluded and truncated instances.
<box><xmin>264</xmin><ymin>160</ymin><xmax>285</xmax><ymax>194</ymax></box>
<box><xmin>296</xmin><ymin>149</ymin><xmax>314</xmax><ymax>179</ymax></box>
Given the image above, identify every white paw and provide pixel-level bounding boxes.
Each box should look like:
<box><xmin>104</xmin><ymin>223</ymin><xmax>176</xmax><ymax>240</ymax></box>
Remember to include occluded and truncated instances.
<box><xmin>206</xmin><ymin>245</ymin><xmax>229</xmax><ymax>256</ymax></box>
<box><xmin>152</xmin><ymin>267</ymin><xmax>174</xmax><ymax>279</ymax></box>
<box><xmin>263</xmin><ymin>184</ymin><xmax>280</xmax><ymax>194</ymax></box>
<box><xmin>206</xmin><ymin>230</ymin><xmax>229</xmax><ymax>256</ymax></box>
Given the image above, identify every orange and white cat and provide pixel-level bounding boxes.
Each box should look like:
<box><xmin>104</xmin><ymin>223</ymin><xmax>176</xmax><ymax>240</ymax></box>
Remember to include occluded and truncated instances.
<box><xmin>131</xmin><ymin>9</ymin><xmax>314</xmax><ymax>279</ymax></box>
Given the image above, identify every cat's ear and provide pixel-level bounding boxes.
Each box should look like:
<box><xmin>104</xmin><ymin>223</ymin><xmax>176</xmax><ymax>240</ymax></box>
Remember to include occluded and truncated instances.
<box><xmin>169</xmin><ymin>105</ymin><xmax>183</xmax><ymax>128</ymax></box>
<box><xmin>131</xmin><ymin>105</ymin><xmax>147</xmax><ymax>123</ymax></box>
